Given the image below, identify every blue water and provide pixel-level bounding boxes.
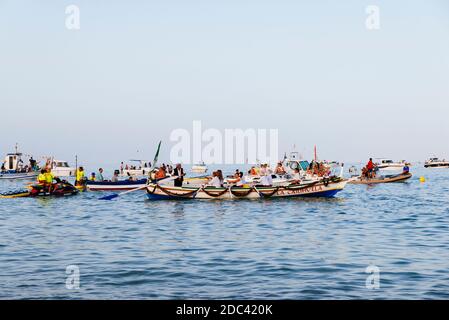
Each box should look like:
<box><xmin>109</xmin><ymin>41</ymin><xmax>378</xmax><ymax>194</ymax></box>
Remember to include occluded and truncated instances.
<box><xmin>1</xmin><ymin>166</ymin><xmax>449</xmax><ymax>299</ymax></box>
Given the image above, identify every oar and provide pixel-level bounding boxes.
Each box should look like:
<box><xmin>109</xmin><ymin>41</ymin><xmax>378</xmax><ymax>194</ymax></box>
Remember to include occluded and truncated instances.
<box><xmin>99</xmin><ymin>176</ymin><xmax>177</xmax><ymax>200</ymax></box>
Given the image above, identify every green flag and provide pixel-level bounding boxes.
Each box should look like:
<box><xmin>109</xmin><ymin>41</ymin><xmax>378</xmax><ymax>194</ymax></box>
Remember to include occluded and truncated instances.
<box><xmin>152</xmin><ymin>141</ymin><xmax>161</xmax><ymax>169</ymax></box>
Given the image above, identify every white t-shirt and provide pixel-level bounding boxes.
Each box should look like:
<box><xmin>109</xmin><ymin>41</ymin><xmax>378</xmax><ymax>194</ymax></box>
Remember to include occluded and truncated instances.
<box><xmin>208</xmin><ymin>176</ymin><xmax>222</xmax><ymax>188</ymax></box>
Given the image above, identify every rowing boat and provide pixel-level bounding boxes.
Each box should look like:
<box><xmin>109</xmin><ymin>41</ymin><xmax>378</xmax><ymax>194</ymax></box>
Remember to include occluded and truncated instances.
<box><xmin>146</xmin><ymin>177</ymin><xmax>348</xmax><ymax>200</ymax></box>
<box><xmin>348</xmin><ymin>172</ymin><xmax>412</xmax><ymax>185</ymax></box>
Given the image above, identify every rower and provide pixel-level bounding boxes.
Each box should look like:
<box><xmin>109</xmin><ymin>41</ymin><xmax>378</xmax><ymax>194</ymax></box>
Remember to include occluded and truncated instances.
<box><xmin>155</xmin><ymin>166</ymin><xmax>167</xmax><ymax>180</ymax></box>
<box><xmin>90</xmin><ymin>172</ymin><xmax>96</xmax><ymax>181</ymax></box>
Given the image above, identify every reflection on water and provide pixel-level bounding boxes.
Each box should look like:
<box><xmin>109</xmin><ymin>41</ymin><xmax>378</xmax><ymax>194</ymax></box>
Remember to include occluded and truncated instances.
<box><xmin>1</xmin><ymin>167</ymin><xmax>449</xmax><ymax>299</ymax></box>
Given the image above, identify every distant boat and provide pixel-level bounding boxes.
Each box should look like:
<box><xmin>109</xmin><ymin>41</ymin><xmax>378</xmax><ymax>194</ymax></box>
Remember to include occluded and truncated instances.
<box><xmin>375</xmin><ymin>158</ymin><xmax>410</xmax><ymax>171</ymax></box>
<box><xmin>0</xmin><ymin>145</ymin><xmax>39</xmax><ymax>180</ymax></box>
<box><xmin>424</xmin><ymin>157</ymin><xmax>449</xmax><ymax>168</ymax></box>
<box><xmin>191</xmin><ymin>162</ymin><xmax>207</xmax><ymax>173</ymax></box>
<box><xmin>50</xmin><ymin>159</ymin><xmax>76</xmax><ymax>177</ymax></box>
<box><xmin>349</xmin><ymin>172</ymin><xmax>412</xmax><ymax>184</ymax></box>
<box><xmin>121</xmin><ymin>160</ymin><xmax>152</xmax><ymax>177</ymax></box>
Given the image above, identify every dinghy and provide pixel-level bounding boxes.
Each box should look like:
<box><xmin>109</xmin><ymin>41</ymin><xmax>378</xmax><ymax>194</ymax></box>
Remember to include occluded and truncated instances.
<box><xmin>348</xmin><ymin>172</ymin><xmax>412</xmax><ymax>185</ymax></box>
<box><xmin>146</xmin><ymin>177</ymin><xmax>347</xmax><ymax>200</ymax></box>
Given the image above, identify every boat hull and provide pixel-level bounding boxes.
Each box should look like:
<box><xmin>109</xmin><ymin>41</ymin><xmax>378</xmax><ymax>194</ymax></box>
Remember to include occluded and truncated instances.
<box><xmin>86</xmin><ymin>179</ymin><xmax>147</xmax><ymax>191</ymax></box>
<box><xmin>146</xmin><ymin>179</ymin><xmax>348</xmax><ymax>200</ymax></box>
<box><xmin>348</xmin><ymin>173</ymin><xmax>412</xmax><ymax>184</ymax></box>
<box><xmin>0</xmin><ymin>171</ymin><xmax>38</xmax><ymax>180</ymax></box>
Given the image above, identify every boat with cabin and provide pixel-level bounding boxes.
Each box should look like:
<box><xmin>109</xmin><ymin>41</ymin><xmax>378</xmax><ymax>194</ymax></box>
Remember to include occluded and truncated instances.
<box><xmin>375</xmin><ymin>158</ymin><xmax>410</xmax><ymax>171</ymax></box>
<box><xmin>191</xmin><ymin>161</ymin><xmax>208</xmax><ymax>173</ymax></box>
<box><xmin>424</xmin><ymin>157</ymin><xmax>449</xmax><ymax>168</ymax></box>
<box><xmin>0</xmin><ymin>145</ymin><xmax>39</xmax><ymax>180</ymax></box>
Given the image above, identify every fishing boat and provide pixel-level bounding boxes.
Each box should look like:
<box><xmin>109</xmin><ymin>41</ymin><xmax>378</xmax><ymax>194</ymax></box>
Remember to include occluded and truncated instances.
<box><xmin>375</xmin><ymin>158</ymin><xmax>410</xmax><ymax>171</ymax></box>
<box><xmin>86</xmin><ymin>178</ymin><xmax>148</xmax><ymax>191</ymax></box>
<box><xmin>348</xmin><ymin>172</ymin><xmax>412</xmax><ymax>185</ymax></box>
<box><xmin>146</xmin><ymin>177</ymin><xmax>347</xmax><ymax>200</ymax></box>
<box><xmin>191</xmin><ymin>161</ymin><xmax>208</xmax><ymax>173</ymax></box>
<box><xmin>424</xmin><ymin>157</ymin><xmax>449</xmax><ymax>168</ymax></box>
<box><xmin>0</xmin><ymin>146</ymin><xmax>39</xmax><ymax>180</ymax></box>
<box><xmin>0</xmin><ymin>181</ymin><xmax>79</xmax><ymax>198</ymax></box>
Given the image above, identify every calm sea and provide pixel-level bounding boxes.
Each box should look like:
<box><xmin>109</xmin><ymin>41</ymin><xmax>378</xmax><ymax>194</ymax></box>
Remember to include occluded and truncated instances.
<box><xmin>1</xmin><ymin>165</ymin><xmax>449</xmax><ymax>299</ymax></box>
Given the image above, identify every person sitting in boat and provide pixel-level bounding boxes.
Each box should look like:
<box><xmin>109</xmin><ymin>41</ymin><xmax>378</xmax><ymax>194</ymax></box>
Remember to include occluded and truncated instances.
<box><xmin>275</xmin><ymin>162</ymin><xmax>286</xmax><ymax>175</ymax></box>
<box><xmin>90</xmin><ymin>172</ymin><xmax>96</xmax><ymax>181</ymax></box>
<box><xmin>37</xmin><ymin>169</ymin><xmax>46</xmax><ymax>184</ymax></box>
<box><xmin>402</xmin><ymin>164</ymin><xmax>410</xmax><ymax>174</ymax></box>
<box><xmin>227</xmin><ymin>172</ymin><xmax>242</xmax><ymax>186</ymax></box>
<box><xmin>173</xmin><ymin>164</ymin><xmax>185</xmax><ymax>187</ymax></box>
<box><xmin>290</xmin><ymin>168</ymin><xmax>302</xmax><ymax>184</ymax></box>
<box><xmin>111</xmin><ymin>170</ymin><xmax>120</xmax><ymax>182</ymax></box>
<box><xmin>259</xmin><ymin>173</ymin><xmax>273</xmax><ymax>186</ymax></box>
<box><xmin>97</xmin><ymin>168</ymin><xmax>104</xmax><ymax>182</ymax></box>
<box><xmin>207</xmin><ymin>171</ymin><xmax>223</xmax><ymax>188</ymax></box>
<box><xmin>250</xmin><ymin>166</ymin><xmax>258</xmax><ymax>176</ymax></box>
<box><xmin>155</xmin><ymin>166</ymin><xmax>167</xmax><ymax>180</ymax></box>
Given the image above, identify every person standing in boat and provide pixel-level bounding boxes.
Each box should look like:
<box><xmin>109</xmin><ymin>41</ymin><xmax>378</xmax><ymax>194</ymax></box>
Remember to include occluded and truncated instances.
<box><xmin>75</xmin><ymin>166</ymin><xmax>85</xmax><ymax>186</ymax></box>
<box><xmin>366</xmin><ymin>158</ymin><xmax>375</xmax><ymax>179</ymax></box>
<box><xmin>173</xmin><ymin>163</ymin><xmax>185</xmax><ymax>187</ymax></box>
<box><xmin>111</xmin><ymin>170</ymin><xmax>120</xmax><ymax>182</ymax></box>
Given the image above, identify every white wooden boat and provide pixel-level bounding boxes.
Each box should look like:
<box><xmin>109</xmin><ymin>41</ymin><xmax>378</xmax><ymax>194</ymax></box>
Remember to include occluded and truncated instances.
<box><xmin>146</xmin><ymin>177</ymin><xmax>348</xmax><ymax>200</ymax></box>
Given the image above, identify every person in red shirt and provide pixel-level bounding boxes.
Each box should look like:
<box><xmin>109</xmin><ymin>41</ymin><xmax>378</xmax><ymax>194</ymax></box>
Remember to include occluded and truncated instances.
<box><xmin>366</xmin><ymin>158</ymin><xmax>375</xmax><ymax>178</ymax></box>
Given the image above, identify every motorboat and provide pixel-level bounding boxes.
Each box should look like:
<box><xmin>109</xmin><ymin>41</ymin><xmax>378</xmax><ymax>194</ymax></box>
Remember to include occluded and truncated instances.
<box><xmin>424</xmin><ymin>157</ymin><xmax>449</xmax><ymax>168</ymax></box>
<box><xmin>375</xmin><ymin>158</ymin><xmax>410</xmax><ymax>171</ymax></box>
<box><xmin>191</xmin><ymin>162</ymin><xmax>208</xmax><ymax>173</ymax></box>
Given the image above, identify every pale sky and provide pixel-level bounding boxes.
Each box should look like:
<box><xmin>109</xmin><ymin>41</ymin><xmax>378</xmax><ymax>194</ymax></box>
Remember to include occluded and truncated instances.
<box><xmin>1</xmin><ymin>0</ymin><xmax>448</xmax><ymax>166</ymax></box>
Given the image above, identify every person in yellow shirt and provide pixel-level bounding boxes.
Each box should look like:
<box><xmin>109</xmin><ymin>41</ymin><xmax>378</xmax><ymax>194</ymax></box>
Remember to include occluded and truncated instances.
<box><xmin>75</xmin><ymin>167</ymin><xmax>85</xmax><ymax>186</ymax></box>
<box><xmin>37</xmin><ymin>169</ymin><xmax>46</xmax><ymax>184</ymax></box>
<box><xmin>43</xmin><ymin>168</ymin><xmax>55</xmax><ymax>192</ymax></box>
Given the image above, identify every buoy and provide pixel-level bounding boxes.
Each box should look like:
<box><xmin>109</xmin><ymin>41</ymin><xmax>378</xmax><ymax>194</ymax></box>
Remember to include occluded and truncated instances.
<box><xmin>419</xmin><ymin>176</ymin><xmax>426</xmax><ymax>183</ymax></box>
